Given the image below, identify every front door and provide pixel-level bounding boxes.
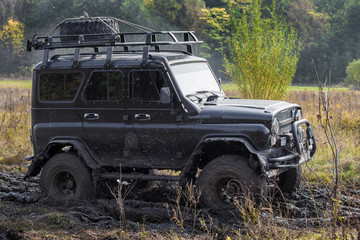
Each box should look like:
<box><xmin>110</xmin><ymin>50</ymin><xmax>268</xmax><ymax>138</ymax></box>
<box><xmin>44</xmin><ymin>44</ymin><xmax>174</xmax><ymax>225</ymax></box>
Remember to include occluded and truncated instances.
<box><xmin>126</xmin><ymin>69</ymin><xmax>179</xmax><ymax>168</ymax></box>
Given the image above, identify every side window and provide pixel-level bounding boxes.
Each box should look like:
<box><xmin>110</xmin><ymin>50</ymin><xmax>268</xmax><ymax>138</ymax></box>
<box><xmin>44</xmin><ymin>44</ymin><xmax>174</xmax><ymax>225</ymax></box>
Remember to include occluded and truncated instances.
<box><xmin>39</xmin><ymin>72</ymin><xmax>82</xmax><ymax>101</ymax></box>
<box><xmin>130</xmin><ymin>71</ymin><xmax>165</xmax><ymax>102</ymax></box>
<box><xmin>84</xmin><ymin>71</ymin><xmax>123</xmax><ymax>102</ymax></box>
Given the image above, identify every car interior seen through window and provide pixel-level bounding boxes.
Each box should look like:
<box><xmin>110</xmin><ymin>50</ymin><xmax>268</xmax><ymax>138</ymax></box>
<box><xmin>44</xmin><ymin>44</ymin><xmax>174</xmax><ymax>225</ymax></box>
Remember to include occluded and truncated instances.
<box><xmin>84</xmin><ymin>71</ymin><xmax>123</xmax><ymax>102</ymax></box>
<box><xmin>131</xmin><ymin>71</ymin><xmax>165</xmax><ymax>102</ymax></box>
<box><xmin>39</xmin><ymin>72</ymin><xmax>83</xmax><ymax>102</ymax></box>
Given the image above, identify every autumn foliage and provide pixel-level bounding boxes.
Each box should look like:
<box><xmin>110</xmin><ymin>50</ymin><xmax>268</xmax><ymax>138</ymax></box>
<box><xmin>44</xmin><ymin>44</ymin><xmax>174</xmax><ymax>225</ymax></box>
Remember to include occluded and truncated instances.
<box><xmin>0</xmin><ymin>18</ymin><xmax>24</xmax><ymax>74</ymax></box>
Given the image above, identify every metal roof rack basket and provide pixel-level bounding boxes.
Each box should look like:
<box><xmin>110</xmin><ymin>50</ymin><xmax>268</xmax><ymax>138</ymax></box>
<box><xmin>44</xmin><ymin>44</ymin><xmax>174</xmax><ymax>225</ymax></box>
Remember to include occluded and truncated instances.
<box><xmin>27</xmin><ymin>16</ymin><xmax>203</xmax><ymax>68</ymax></box>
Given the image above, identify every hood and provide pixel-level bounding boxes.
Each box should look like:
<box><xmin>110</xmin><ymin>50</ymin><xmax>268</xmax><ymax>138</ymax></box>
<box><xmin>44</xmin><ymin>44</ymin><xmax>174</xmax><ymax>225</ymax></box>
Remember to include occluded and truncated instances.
<box><xmin>199</xmin><ymin>98</ymin><xmax>299</xmax><ymax>123</ymax></box>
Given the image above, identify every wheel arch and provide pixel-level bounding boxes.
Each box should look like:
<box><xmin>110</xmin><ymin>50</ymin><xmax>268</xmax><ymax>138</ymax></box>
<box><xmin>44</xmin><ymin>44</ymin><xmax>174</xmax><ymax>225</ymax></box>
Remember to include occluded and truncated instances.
<box><xmin>179</xmin><ymin>137</ymin><xmax>268</xmax><ymax>184</ymax></box>
<box><xmin>25</xmin><ymin>138</ymin><xmax>100</xmax><ymax>179</ymax></box>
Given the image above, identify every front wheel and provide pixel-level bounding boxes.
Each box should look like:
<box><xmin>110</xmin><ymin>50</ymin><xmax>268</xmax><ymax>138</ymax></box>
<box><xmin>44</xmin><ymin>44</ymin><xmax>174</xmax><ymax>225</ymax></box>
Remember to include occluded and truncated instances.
<box><xmin>197</xmin><ymin>155</ymin><xmax>267</xmax><ymax>210</ymax></box>
<box><xmin>40</xmin><ymin>153</ymin><xmax>93</xmax><ymax>201</ymax></box>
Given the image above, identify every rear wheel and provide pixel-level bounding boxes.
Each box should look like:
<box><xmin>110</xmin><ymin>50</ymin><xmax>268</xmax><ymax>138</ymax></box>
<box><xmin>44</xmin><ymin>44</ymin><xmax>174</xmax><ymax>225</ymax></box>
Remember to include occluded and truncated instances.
<box><xmin>278</xmin><ymin>166</ymin><xmax>302</xmax><ymax>193</ymax></box>
<box><xmin>40</xmin><ymin>153</ymin><xmax>93</xmax><ymax>201</ymax></box>
<box><xmin>197</xmin><ymin>155</ymin><xmax>267</xmax><ymax>210</ymax></box>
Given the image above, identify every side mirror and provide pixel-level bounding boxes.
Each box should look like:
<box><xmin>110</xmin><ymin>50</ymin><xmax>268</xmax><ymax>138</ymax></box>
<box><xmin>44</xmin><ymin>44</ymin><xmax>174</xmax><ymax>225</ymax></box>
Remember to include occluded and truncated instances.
<box><xmin>160</xmin><ymin>87</ymin><xmax>171</xmax><ymax>104</ymax></box>
<box><xmin>218</xmin><ymin>78</ymin><xmax>222</xmax><ymax>85</ymax></box>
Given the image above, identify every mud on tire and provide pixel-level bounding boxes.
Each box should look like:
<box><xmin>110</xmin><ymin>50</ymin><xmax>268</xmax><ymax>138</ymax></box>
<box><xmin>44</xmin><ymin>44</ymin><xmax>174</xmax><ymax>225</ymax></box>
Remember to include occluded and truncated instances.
<box><xmin>40</xmin><ymin>152</ymin><xmax>93</xmax><ymax>201</ymax></box>
<box><xmin>197</xmin><ymin>155</ymin><xmax>267</xmax><ymax>210</ymax></box>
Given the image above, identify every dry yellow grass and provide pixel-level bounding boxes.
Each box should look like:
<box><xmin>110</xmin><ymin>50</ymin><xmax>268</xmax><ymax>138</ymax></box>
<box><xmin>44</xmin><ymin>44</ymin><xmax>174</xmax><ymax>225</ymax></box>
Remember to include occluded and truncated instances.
<box><xmin>0</xmin><ymin>88</ymin><xmax>32</xmax><ymax>167</ymax></box>
<box><xmin>0</xmin><ymin>84</ymin><xmax>359</xmax><ymax>183</ymax></box>
<box><xmin>1</xmin><ymin>84</ymin><xmax>360</xmax><ymax>239</ymax></box>
<box><xmin>226</xmin><ymin>88</ymin><xmax>360</xmax><ymax>183</ymax></box>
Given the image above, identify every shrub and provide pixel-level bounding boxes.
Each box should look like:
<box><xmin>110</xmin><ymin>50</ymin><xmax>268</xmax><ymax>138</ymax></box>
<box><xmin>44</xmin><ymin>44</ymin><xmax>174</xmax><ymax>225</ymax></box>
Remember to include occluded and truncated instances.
<box><xmin>345</xmin><ymin>59</ymin><xmax>360</xmax><ymax>89</ymax></box>
<box><xmin>225</xmin><ymin>0</ymin><xmax>300</xmax><ymax>100</ymax></box>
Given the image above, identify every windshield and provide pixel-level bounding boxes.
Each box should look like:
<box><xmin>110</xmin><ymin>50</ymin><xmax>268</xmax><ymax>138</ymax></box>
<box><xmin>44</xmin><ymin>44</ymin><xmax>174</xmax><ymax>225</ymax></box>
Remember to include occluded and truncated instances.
<box><xmin>171</xmin><ymin>62</ymin><xmax>222</xmax><ymax>97</ymax></box>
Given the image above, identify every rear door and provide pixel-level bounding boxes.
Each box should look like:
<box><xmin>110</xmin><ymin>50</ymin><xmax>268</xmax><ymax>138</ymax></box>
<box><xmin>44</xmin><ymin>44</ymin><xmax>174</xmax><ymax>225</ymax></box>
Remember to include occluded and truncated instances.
<box><xmin>77</xmin><ymin>70</ymin><xmax>128</xmax><ymax>166</ymax></box>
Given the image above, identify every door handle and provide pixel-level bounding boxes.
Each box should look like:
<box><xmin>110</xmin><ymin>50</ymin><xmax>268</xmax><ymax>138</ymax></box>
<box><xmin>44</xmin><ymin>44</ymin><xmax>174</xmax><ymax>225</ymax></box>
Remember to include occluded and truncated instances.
<box><xmin>84</xmin><ymin>113</ymin><xmax>100</xmax><ymax>120</ymax></box>
<box><xmin>135</xmin><ymin>114</ymin><xmax>151</xmax><ymax>121</ymax></box>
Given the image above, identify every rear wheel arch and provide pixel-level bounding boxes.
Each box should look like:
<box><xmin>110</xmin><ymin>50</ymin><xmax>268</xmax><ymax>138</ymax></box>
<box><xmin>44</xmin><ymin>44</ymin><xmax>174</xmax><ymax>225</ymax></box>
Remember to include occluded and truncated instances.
<box><xmin>27</xmin><ymin>139</ymin><xmax>99</xmax><ymax>178</ymax></box>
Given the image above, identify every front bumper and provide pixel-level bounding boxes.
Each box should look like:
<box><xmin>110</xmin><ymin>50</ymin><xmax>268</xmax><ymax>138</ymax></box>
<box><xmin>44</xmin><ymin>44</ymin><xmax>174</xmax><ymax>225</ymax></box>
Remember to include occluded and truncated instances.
<box><xmin>267</xmin><ymin>119</ymin><xmax>316</xmax><ymax>169</ymax></box>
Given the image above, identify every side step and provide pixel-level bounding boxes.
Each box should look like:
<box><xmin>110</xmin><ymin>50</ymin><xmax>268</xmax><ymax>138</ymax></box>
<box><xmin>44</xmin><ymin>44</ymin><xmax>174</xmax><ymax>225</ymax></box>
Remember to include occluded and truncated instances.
<box><xmin>100</xmin><ymin>172</ymin><xmax>179</xmax><ymax>182</ymax></box>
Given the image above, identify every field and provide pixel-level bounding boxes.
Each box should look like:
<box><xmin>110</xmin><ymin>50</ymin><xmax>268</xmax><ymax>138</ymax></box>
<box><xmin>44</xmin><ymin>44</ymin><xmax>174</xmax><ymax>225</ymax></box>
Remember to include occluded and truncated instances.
<box><xmin>1</xmin><ymin>79</ymin><xmax>360</xmax><ymax>239</ymax></box>
<box><xmin>224</xmin><ymin>82</ymin><xmax>360</xmax><ymax>184</ymax></box>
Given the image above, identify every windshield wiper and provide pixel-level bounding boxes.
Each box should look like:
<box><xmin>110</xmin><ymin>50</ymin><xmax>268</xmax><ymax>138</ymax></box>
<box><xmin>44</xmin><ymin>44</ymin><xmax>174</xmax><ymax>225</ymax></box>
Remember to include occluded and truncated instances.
<box><xmin>186</xmin><ymin>91</ymin><xmax>220</xmax><ymax>104</ymax></box>
<box><xmin>186</xmin><ymin>93</ymin><xmax>203</xmax><ymax>103</ymax></box>
<box><xmin>196</xmin><ymin>91</ymin><xmax>219</xmax><ymax>102</ymax></box>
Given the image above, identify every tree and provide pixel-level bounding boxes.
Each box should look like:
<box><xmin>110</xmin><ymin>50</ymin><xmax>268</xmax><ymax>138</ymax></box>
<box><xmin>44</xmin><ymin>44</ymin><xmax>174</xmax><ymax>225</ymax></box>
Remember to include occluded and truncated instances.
<box><xmin>199</xmin><ymin>7</ymin><xmax>230</xmax><ymax>78</ymax></box>
<box><xmin>203</xmin><ymin>0</ymin><xmax>226</xmax><ymax>8</ymax></box>
<box><xmin>286</xmin><ymin>0</ymin><xmax>327</xmax><ymax>84</ymax></box>
<box><xmin>225</xmin><ymin>0</ymin><xmax>300</xmax><ymax>100</ymax></box>
<box><xmin>0</xmin><ymin>0</ymin><xmax>29</xmax><ymax>26</ymax></box>
<box><xmin>120</xmin><ymin>0</ymin><xmax>152</xmax><ymax>27</ymax></box>
<box><xmin>286</xmin><ymin>0</ymin><xmax>327</xmax><ymax>49</ymax></box>
<box><xmin>343</xmin><ymin>0</ymin><xmax>360</xmax><ymax>60</ymax></box>
<box><xmin>145</xmin><ymin>0</ymin><xmax>205</xmax><ymax>29</ymax></box>
<box><xmin>0</xmin><ymin>18</ymin><xmax>25</xmax><ymax>74</ymax></box>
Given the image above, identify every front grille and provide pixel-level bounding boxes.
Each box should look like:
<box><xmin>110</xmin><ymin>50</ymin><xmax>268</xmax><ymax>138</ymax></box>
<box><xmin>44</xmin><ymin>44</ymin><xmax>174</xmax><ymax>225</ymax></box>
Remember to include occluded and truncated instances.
<box><xmin>277</xmin><ymin>109</ymin><xmax>294</xmax><ymax>134</ymax></box>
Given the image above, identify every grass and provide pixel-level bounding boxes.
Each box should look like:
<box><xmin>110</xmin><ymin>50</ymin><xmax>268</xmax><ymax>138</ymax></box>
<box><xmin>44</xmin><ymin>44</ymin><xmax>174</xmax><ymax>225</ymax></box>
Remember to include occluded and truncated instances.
<box><xmin>222</xmin><ymin>82</ymin><xmax>349</xmax><ymax>94</ymax></box>
<box><xmin>1</xmin><ymin>79</ymin><xmax>360</xmax><ymax>238</ymax></box>
<box><xmin>0</xmin><ymin>78</ymin><xmax>31</xmax><ymax>89</ymax></box>
<box><xmin>0</xmin><ymin>79</ymin><xmax>359</xmax><ymax>181</ymax></box>
<box><xmin>224</xmin><ymin>84</ymin><xmax>360</xmax><ymax>184</ymax></box>
<box><xmin>289</xmin><ymin>85</ymin><xmax>348</xmax><ymax>91</ymax></box>
<box><xmin>288</xmin><ymin>90</ymin><xmax>360</xmax><ymax>184</ymax></box>
<box><xmin>0</xmin><ymin>87</ymin><xmax>32</xmax><ymax>169</ymax></box>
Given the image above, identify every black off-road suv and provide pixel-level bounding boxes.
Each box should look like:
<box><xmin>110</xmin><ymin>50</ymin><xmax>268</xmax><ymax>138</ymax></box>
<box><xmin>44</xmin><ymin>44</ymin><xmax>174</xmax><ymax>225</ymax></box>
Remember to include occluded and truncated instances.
<box><xmin>25</xmin><ymin>17</ymin><xmax>316</xmax><ymax>210</ymax></box>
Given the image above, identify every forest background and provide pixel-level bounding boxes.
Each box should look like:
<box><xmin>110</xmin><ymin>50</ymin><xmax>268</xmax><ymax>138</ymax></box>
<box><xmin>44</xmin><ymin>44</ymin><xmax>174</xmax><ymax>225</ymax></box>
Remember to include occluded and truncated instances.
<box><xmin>0</xmin><ymin>0</ymin><xmax>359</xmax><ymax>85</ymax></box>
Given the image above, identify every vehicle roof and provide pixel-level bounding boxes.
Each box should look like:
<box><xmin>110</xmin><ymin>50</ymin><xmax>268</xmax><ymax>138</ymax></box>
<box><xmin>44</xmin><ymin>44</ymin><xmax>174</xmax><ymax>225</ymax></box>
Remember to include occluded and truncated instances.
<box><xmin>33</xmin><ymin>51</ymin><xmax>206</xmax><ymax>70</ymax></box>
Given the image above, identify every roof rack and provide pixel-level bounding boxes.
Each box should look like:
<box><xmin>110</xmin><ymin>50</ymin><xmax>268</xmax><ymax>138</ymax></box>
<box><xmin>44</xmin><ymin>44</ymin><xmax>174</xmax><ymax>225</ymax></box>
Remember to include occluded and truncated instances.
<box><xmin>27</xmin><ymin>16</ymin><xmax>203</xmax><ymax>68</ymax></box>
<box><xmin>27</xmin><ymin>31</ymin><xmax>202</xmax><ymax>51</ymax></box>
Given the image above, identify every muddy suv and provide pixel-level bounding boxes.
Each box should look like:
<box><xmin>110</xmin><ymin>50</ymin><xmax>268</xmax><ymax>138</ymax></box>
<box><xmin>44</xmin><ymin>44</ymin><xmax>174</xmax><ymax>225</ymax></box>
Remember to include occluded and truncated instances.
<box><xmin>25</xmin><ymin>17</ymin><xmax>316</xmax><ymax>210</ymax></box>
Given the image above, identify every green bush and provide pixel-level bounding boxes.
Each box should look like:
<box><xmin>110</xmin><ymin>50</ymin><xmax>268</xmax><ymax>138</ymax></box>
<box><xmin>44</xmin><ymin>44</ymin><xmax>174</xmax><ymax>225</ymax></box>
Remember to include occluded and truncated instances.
<box><xmin>345</xmin><ymin>59</ymin><xmax>360</xmax><ymax>89</ymax></box>
<box><xmin>225</xmin><ymin>0</ymin><xmax>300</xmax><ymax>100</ymax></box>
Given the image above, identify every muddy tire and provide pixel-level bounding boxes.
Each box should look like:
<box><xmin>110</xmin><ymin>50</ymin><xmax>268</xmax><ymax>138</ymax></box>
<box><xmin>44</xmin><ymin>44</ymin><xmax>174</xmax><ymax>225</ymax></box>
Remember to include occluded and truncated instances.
<box><xmin>40</xmin><ymin>153</ymin><xmax>93</xmax><ymax>201</ymax></box>
<box><xmin>278</xmin><ymin>166</ymin><xmax>302</xmax><ymax>193</ymax></box>
<box><xmin>60</xmin><ymin>18</ymin><xmax>119</xmax><ymax>42</ymax></box>
<box><xmin>197</xmin><ymin>155</ymin><xmax>267</xmax><ymax>210</ymax></box>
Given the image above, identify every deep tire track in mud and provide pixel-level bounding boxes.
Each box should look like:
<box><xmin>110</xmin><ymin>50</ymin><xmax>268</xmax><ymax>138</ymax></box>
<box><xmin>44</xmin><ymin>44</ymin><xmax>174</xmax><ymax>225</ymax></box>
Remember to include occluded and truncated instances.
<box><xmin>1</xmin><ymin>171</ymin><xmax>360</xmax><ymax>238</ymax></box>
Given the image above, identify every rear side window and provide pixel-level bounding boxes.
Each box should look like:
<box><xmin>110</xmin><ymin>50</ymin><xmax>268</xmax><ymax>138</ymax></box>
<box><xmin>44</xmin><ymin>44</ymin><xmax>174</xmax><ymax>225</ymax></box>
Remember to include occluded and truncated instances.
<box><xmin>83</xmin><ymin>71</ymin><xmax>123</xmax><ymax>102</ymax></box>
<box><xmin>39</xmin><ymin>72</ymin><xmax>83</xmax><ymax>101</ymax></box>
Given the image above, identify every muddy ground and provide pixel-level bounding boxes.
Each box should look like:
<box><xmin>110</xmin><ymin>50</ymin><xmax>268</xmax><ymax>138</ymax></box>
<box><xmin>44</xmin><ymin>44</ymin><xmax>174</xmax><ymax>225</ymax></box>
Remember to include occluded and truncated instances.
<box><xmin>0</xmin><ymin>171</ymin><xmax>360</xmax><ymax>239</ymax></box>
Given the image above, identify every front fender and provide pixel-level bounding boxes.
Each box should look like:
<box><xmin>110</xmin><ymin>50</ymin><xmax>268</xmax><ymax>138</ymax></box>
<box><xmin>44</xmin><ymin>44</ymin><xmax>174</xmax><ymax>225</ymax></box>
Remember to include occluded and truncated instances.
<box><xmin>179</xmin><ymin>137</ymin><xmax>269</xmax><ymax>184</ymax></box>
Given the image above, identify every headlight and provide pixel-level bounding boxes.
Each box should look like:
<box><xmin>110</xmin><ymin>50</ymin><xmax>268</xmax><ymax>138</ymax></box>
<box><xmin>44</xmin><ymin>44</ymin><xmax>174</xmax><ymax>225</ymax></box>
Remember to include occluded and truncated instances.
<box><xmin>270</xmin><ymin>119</ymin><xmax>280</xmax><ymax>146</ymax></box>
<box><xmin>295</xmin><ymin>110</ymin><xmax>302</xmax><ymax>121</ymax></box>
<box><xmin>271</xmin><ymin>119</ymin><xmax>280</xmax><ymax>135</ymax></box>
<box><xmin>297</xmin><ymin>126</ymin><xmax>304</xmax><ymax>142</ymax></box>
